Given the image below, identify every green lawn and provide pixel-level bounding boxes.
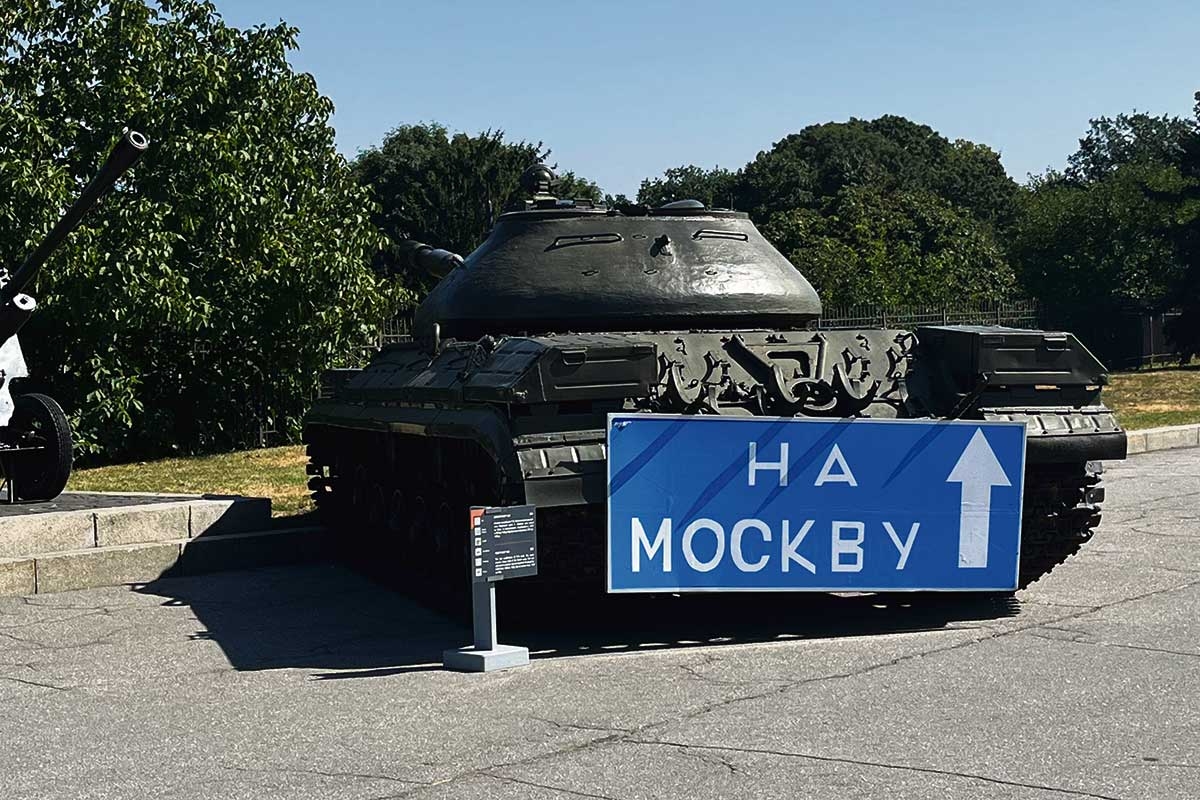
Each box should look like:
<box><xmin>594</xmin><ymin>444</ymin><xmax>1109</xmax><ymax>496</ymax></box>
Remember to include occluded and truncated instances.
<box><xmin>69</xmin><ymin>365</ymin><xmax>1198</xmax><ymax>517</ymax></box>
<box><xmin>70</xmin><ymin>446</ymin><xmax>312</xmax><ymax>517</ymax></box>
<box><xmin>1105</xmin><ymin>363</ymin><xmax>1200</xmax><ymax>430</ymax></box>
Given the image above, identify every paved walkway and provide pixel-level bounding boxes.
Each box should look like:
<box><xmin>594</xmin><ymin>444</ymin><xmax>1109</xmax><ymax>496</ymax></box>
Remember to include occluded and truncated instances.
<box><xmin>1</xmin><ymin>449</ymin><xmax>1197</xmax><ymax>799</ymax></box>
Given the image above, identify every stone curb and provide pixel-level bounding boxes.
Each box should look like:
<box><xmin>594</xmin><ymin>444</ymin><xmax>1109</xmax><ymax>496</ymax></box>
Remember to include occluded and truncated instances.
<box><xmin>1125</xmin><ymin>423</ymin><xmax>1200</xmax><ymax>455</ymax></box>
<box><xmin>0</xmin><ymin>495</ymin><xmax>271</xmax><ymax>559</ymax></box>
<box><xmin>0</xmin><ymin>526</ymin><xmax>326</xmax><ymax>596</ymax></box>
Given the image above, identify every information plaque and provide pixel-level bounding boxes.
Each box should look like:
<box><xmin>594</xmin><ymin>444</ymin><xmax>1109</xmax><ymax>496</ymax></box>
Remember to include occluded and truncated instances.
<box><xmin>445</xmin><ymin>504</ymin><xmax>538</xmax><ymax>673</ymax></box>
<box><xmin>470</xmin><ymin>504</ymin><xmax>538</xmax><ymax>583</ymax></box>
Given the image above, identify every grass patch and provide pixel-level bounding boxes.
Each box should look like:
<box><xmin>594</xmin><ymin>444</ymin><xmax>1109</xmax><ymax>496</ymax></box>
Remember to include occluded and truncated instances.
<box><xmin>1105</xmin><ymin>363</ymin><xmax>1200</xmax><ymax>430</ymax></box>
<box><xmin>70</xmin><ymin>445</ymin><xmax>311</xmax><ymax>517</ymax></box>
<box><xmin>68</xmin><ymin>365</ymin><xmax>1197</xmax><ymax>514</ymax></box>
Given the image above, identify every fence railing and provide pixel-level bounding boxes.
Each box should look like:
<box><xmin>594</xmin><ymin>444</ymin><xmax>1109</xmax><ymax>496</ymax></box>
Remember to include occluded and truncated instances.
<box><xmin>377</xmin><ymin>310</ymin><xmax>414</xmax><ymax>345</ymax></box>
<box><xmin>818</xmin><ymin>299</ymin><xmax>1042</xmax><ymax>330</ymax></box>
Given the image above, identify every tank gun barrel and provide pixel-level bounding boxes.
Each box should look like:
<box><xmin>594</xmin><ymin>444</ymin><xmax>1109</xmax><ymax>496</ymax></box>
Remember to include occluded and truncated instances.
<box><xmin>3</xmin><ymin>129</ymin><xmax>149</xmax><ymax>305</ymax></box>
<box><xmin>394</xmin><ymin>240</ymin><xmax>463</xmax><ymax>280</ymax></box>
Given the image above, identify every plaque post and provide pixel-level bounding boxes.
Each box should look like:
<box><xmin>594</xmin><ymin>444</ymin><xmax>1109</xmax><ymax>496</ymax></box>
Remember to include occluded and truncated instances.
<box><xmin>472</xmin><ymin>581</ymin><xmax>496</xmax><ymax>651</ymax></box>
<box><xmin>442</xmin><ymin>505</ymin><xmax>536</xmax><ymax>673</ymax></box>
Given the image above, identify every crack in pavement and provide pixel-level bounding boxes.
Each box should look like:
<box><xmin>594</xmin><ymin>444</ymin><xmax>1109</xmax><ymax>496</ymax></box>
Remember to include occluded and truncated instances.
<box><xmin>1024</xmin><ymin>631</ymin><xmax>1200</xmax><ymax>661</ymax></box>
<box><xmin>483</xmin><ymin>773</ymin><xmax>622</xmax><ymax>799</ymax></box>
<box><xmin>627</xmin><ymin>739</ymin><xmax>1126</xmax><ymax>800</ymax></box>
<box><xmin>1017</xmin><ymin>577</ymin><xmax>1200</xmax><ymax>627</ymax></box>
<box><xmin>1021</xmin><ymin>599</ymin><xmax>1100</xmax><ymax>609</ymax></box>
<box><xmin>1128</xmin><ymin>526</ymin><xmax>1200</xmax><ymax>540</ymax></box>
<box><xmin>673</xmin><ymin>745</ymin><xmax>747</xmax><ymax>777</ymax></box>
<box><xmin>675</xmin><ymin>652</ymin><xmax>774</xmax><ymax>688</ymax></box>
<box><xmin>221</xmin><ymin>764</ymin><xmax>423</xmax><ymax>786</ymax></box>
<box><xmin>1126</xmin><ymin>489</ymin><xmax>1200</xmax><ymax>508</ymax></box>
<box><xmin>0</xmin><ymin>674</ymin><xmax>72</xmax><ymax>692</ymax></box>
<box><xmin>364</xmin><ymin>732</ymin><xmax>633</xmax><ymax>799</ymax></box>
<box><xmin>529</xmin><ymin>716</ymin><xmax>635</xmax><ymax>735</ymax></box>
<box><xmin>0</xmin><ymin>624</ymin><xmax>137</xmax><ymax>652</ymax></box>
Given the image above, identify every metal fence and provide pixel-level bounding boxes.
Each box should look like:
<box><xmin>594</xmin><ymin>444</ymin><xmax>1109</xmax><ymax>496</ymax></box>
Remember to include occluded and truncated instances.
<box><xmin>1062</xmin><ymin>309</ymin><xmax>1185</xmax><ymax>369</ymax></box>
<box><xmin>818</xmin><ymin>299</ymin><xmax>1042</xmax><ymax>330</ymax></box>
<box><xmin>377</xmin><ymin>309</ymin><xmax>414</xmax><ymax>345</ymax></box>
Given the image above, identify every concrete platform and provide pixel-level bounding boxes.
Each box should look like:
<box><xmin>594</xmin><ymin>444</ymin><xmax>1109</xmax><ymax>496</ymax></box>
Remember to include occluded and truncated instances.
<box><xmin>0</xmin><ymin>492</ymin><xmax>325</xmax><ymax>596</ymax></box>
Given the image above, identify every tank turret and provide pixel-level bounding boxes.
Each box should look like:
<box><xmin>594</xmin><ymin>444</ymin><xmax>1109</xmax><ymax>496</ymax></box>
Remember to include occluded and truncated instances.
<box><xmin>413</xmin><ymin>165</ymin><xmax>822</xmax><ymax>342</ymax></box>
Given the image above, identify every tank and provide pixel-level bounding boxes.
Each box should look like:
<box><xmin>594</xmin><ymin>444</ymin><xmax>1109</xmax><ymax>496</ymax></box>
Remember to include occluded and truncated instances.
<box><xmin>0</xmin><ymin>129</ymin><xmax>149</xmax><ymax>501</ymax></box>
<box><xmin>304</xmin><ymin>165</ymin><xmax>1127</xmax><ymax>589</ymax></box>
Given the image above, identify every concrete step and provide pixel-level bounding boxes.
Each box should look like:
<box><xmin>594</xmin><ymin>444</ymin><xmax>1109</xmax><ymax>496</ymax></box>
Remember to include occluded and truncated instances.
<box><xmin>0</xmin><ymin>526</ymin><xmax>327</xmax><ymax>596</ymax></box>
<box><xmin>0</xmin><ymin>493</ymin><xmax>271</xmax><ymax>559</ymax></box>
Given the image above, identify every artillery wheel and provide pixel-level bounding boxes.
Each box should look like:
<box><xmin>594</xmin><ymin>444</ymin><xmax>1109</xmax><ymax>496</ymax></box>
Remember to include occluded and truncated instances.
<box><xmin>10</xmin><ymin>393</ymin><xmax>73</xmax><ymax>501</ymax></box>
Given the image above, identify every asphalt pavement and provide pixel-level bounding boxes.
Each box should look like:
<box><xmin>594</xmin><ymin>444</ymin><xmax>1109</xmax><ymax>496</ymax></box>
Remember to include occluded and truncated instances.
<box><xmin>0</xmin><ymin>448</ymin><xmax>1197</xmax><ymax>800</ymax></box>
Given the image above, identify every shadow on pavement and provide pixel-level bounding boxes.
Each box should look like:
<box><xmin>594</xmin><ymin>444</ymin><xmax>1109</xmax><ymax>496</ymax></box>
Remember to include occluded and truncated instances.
<box><xmin>134</xmin><ymin>560</ymin><xmax>1018</xmax><ymax>678</ymax></box>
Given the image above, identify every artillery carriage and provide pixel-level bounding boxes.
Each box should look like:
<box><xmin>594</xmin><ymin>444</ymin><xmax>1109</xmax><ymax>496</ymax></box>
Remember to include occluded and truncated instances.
<box><xmin>0</xmin><ymin>129</ymin><xmax>148</xmax><ymax>501</ymax></box>
<box><xmin>304</xmin><ymin>165</ymin><xmax>1126</xmax><ymax>590</ymax></box>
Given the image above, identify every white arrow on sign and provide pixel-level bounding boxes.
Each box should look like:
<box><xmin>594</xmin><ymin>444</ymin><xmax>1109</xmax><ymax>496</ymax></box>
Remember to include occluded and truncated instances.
<box><xmin>946</xmin><ymin>429</ymin><xmax>1011</xmax><ymax>568</ymax></box>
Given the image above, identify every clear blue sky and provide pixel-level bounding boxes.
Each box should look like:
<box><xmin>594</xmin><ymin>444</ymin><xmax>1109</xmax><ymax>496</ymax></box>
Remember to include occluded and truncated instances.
<box><xmin>222</xmin><ymin>0</ymin><xmax>1200</xmax><ymax>197</ymax></box>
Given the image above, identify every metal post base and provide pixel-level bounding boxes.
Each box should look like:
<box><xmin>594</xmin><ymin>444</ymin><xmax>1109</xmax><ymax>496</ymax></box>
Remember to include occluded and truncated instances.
<box><xmin>442</xmin><ymin>580</ymin><xmax>530</xmax><ymax>673</ymax></box>
<box><xmin>442</xmin><ymin>643</ymin><xmax>530</xmax><ymax>673</ymax></box>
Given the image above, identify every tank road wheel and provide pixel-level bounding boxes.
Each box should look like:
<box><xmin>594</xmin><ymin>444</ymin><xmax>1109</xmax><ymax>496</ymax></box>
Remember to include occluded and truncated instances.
<box><xmin>432</xmin><ymin>499</ymin><xmax>467</xmax><ymax>574</ymax></box>
<box><xmin>350</xmin><ymin>465</ymin><xmax>370</xmax><ymax>526</ymax></box>
<box><xmin>387</xmin><ymin>488</ymin><xmax>408</xmax><ymax>537</ymax></box>
<box><xmin>9</xmin><ymin>393</ymin><xmax>73</xmax><ymax>502</ymax></box>
<box><xmin>408</xmin><ymin>494</ymin><xmax>430</xmax><ymax>558</ymax></box>
<box><xmin>366</xmin><ymin>481</ymin><xmax>389</xmax><ymax>540</ymax></box>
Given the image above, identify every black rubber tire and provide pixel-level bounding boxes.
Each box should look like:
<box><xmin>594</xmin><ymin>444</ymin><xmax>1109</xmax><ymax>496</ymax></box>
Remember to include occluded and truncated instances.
<box><xmin>11</xmin><ymin>393</ymin><xmax>73</xmax><ymax>501</ymax></box>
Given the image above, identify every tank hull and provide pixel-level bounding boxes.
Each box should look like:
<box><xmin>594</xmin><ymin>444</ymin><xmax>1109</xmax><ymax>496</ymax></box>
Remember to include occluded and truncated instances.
<box><xmin>304</xmin><ymin>324</ymin><xmax>1124</xmax><ymax>590</ymax></box>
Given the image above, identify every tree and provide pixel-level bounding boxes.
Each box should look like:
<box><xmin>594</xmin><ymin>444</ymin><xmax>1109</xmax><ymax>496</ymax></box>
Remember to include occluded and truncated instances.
<box><xmin>1067</xmin><ymin>113</ymin><xmax>1194</xmax><ymax>183</ymax></box>
<box><xmin>1149</xmin><ymin>100</ymin><xmax>1200</xmax><ymax>362</ymax></box>
<box><xmin>1008</xmin><ymin>166</ymin><xmax>1185</xmax><ymax>312</ymax></box>
<box><xmin>764</xmin><ymin>188</ymin><xmax>1015</xmax><ymax>308</ymax></box>
<box><xmin>736</xmin><ymin>115</ymin><xmax>1018</xmax><ymax>227</ymax></box>
<box><xmin>629</xmin><ymin>117</ymin><xmax>1023</xmax><ymax>307</ymax></box>
<box><xmin>0</xmin><ymin>0</ymin><xmax>396</xmax><ymax>459</ymax></box>
<box><xmin>1008</xmin><ymin>108</ymin><xmax>1200</xmax><ymax>361</ymax></box>
<box><xmin>637</xmin><ymin>165</ymin><xmax>737</xmax><ymax>209</ymax></box>
<box><xmin>556</xmin><ymin>171</ymin><xmax>604</xmax><ymax>203</ymax></box>
<box><xmin>353</xmin><ymin>124</ymin><xmax>600</xmax><ymax>288</ymax></box>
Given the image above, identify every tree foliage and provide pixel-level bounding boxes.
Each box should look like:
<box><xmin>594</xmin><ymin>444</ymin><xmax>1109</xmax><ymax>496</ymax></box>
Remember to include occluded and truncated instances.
<box><xmin>634</xmin><ymin>116</ymin><xmax>1022</xmax><ymax>307</ymax></box>
<box><xmin>0</xmin><ymin>0</ymin><xmax>395</xmax><ymax>460</ymax></box>
<box><xmin>1147</xmin><ymin>102</ymin><xmax>1200</xmax><ymax>361</ymax></box>
<box><xmin>1008</xmin><ymin>166</ymin><xmax>1186</xmax><ymax>311</ymax></box>
<box><xmin>764</xmin><ymin>188</ymin><xmax>1014</xmax><ymax>308</ymax></box>
<box><xmin>353</xmin><ymin>124</ymin><xmax>600</xmax><ymax>288</ymax></box>
<box><xmin>1009</xmin><ymin>109</ymin><xmax>1200</xmax><ymax>360</ymax></box>
<box><xmin>736</xmin><ymin>115</ymin><xmax>1018</xmax><ymax>227</ymax></box>
<box><xmin>637</xmin><ymin>165</ymin><xmax>737</xmax><ymax>209</ymax></box>
<box><xmin>1066</xmin><ymin>112</ymin><xmax>1194</xmax><ymax>183</ymax></box>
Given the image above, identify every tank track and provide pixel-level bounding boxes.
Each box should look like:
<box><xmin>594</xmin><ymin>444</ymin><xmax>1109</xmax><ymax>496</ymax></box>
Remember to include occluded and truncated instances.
<box><xmin>304</xmin><ymin>427</ymin><xmax>1104</xmax><ymax>594</ymax></box>
<box><xmin>1017</xmin><ymin>460</ymin><xmax>1104</xmax><ymax>588</ymax></box>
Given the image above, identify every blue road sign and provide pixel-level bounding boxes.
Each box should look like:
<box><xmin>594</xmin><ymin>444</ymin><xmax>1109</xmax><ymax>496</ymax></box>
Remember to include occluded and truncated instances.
<box><xmin>606</xmin><ymin>414</ymin><xmax>1027</xmax><ymax>593</ymax></box>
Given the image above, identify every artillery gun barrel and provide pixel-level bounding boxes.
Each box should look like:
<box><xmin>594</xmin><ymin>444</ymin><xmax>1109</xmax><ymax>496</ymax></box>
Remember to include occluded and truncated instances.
<box><xmin>2</xmin><ymin>129</ymin><xmax>149</xmax><ymax>305</ymax></box>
